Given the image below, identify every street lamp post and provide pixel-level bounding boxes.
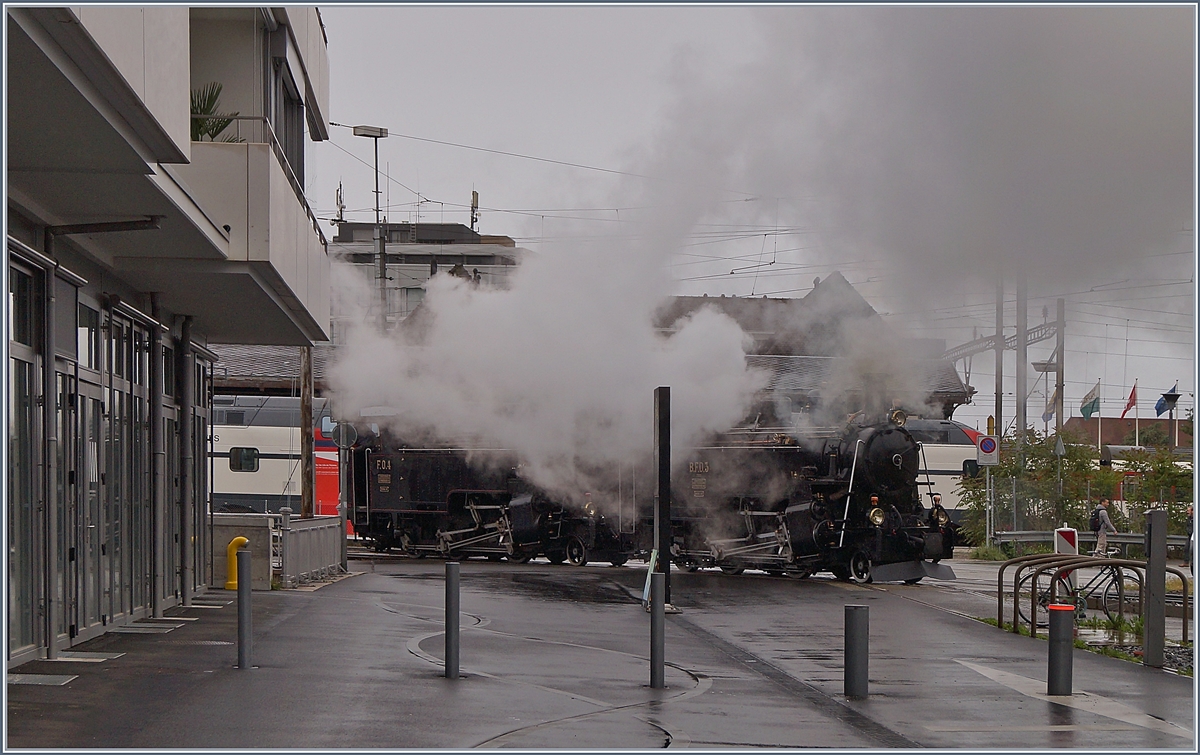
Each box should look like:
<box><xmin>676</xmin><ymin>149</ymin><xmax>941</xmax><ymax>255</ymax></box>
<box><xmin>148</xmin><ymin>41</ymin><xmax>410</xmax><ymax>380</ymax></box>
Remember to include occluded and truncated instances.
<box><xmin>353</xmin><ymin>125</ymin><xmax>389</xmax><ymax>330</ymax></box>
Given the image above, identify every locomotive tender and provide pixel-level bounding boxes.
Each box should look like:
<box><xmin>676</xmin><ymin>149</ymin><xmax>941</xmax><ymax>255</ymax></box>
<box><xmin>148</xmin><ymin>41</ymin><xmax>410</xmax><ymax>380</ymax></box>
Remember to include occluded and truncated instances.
<box><xmin>348</xmin><ymin>411</ymin><xmax>955</xmax><ymax>583</ymax></box>
<box><xmin>349</xmin><ymin>434</ymin><xmax>632</xmax><ymax>565</ymax></box>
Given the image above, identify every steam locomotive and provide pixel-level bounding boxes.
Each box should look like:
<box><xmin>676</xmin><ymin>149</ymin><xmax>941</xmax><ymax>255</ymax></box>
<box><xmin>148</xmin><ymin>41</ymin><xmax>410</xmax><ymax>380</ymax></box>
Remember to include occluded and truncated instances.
<box><xmin>347</xmin><ymin>411</ymin><xmax>956</xmax><ymax>583</ymax></box>
<box><xmin>348</xmin><ymin>436</ymin><xmax>634</xmax><ymax>565</ymax></box>
<box><xmin>664</xmin><ymin>410</ymin><xmax>957</xmax><ymax>584</ymax></box>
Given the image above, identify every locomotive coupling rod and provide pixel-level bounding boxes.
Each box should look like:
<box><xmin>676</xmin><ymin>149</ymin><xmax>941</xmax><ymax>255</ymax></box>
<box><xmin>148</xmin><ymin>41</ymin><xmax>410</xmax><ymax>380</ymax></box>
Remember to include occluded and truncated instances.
<box><xmin>224</xmin><ymin>537</ymin><xmax>249</xmax><ymax>590</ymax></box>
<box><xmin>844</xmin><ymin>605</ymin><xmax>869</xmax><ymax>699</ymax></box>
<box><xmin>1047</xmin><ymin>603</ymin><xmax>1074</xmax><ymax>695</ymax></box>
<box><xmin>650</xmin><ymin>571</ymin><xmax>666</xmax><ymax>689</ymax></box>
<box><xmin>237</xmin><ymin>548</ymin><xmax>253</xmax><ymax>669</ymax></box>
<box><xmin>446</xmin><ymin>561</ymin><xmax>460</xmax><ymax>680</ymax></box>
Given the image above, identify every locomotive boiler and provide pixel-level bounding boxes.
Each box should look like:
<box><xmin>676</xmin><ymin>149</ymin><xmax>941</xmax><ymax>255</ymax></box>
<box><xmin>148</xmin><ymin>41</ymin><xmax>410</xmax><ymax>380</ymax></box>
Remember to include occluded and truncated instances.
<box><xmin>668</xmin><ymin>411</ymin><xmax>957</xmax><ymax>583</ymax></box>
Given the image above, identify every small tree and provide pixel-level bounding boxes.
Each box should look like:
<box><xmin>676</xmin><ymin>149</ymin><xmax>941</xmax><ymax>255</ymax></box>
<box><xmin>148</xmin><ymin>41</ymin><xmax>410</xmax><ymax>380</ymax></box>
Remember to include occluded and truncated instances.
<box><xmin>191</xmin><ymin>82</ymin><xmax>241</xmax><ymax>142</ymax></box>
<box><xmin>958</xmin><ymin>429</ymin><xmax>1123</xmax><ymax>545</ymax></box>
<box><xmin>1123</xmin><ymin>424</ymin><xmax>1169</xmax><ymax>448</ymax></box>
<box><xmin>1116</xmin><ymin>447</ymin><xmax>1193</xmax><ymax>536</ymax></box>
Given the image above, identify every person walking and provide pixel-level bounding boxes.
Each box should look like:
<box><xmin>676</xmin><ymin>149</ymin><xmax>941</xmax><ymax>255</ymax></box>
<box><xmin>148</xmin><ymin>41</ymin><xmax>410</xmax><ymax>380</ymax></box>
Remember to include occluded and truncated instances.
<box><xmin>1091</xmin><ymin>498</ymin><xmax>1117</xmax><ymax>556</ymax></box>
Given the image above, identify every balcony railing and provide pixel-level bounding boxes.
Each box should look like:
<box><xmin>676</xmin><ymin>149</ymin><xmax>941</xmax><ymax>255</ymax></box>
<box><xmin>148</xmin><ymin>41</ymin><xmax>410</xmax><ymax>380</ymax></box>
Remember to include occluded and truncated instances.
<box><xmin>190</xmin><ymin>114</ymin><xmax>327</xmax><ymax>248</ymax></box>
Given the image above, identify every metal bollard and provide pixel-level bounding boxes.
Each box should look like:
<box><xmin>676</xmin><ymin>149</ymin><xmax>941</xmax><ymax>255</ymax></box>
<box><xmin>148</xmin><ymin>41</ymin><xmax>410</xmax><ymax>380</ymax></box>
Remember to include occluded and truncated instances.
<box><xmin>1144</xmin><ymin>508</ymin><xmax>1167</xmax><ymax>668</ymax></box>
<box><xmin>224</xmin><ymin>536</ymin><xmax>249</xmax><ymax>590</ymax></box>
<box><xmin>650</xmin><ymin>571</ymin><xmax>665</xmax><ymax>689</ymax></box>
<box><xmin>1047</xmin><ymin>603</ymin><xmax>1074</xmax><ymax>695</ymax></box>
<box><xmin>844</xmin><ymin>605</ymin><xmax>868</xmax><ymax>699</ymax></box>
<box><xmin>237</xmin><ymin>548</ymin><xmax>252</xmax><ymax>669</ymax></box>
<box><xmin>445</xmin><ymin>561</ymin><xmax>460</xmax><ymax>679</ymax></box>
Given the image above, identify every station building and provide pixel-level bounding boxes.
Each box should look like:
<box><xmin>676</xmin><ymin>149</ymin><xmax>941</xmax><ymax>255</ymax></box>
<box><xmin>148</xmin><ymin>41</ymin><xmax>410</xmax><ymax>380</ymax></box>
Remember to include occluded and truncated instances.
<box><xmin>6</xmin><ymin>6</ymin><xmax>331</xmax><ymax>667</ymax></box>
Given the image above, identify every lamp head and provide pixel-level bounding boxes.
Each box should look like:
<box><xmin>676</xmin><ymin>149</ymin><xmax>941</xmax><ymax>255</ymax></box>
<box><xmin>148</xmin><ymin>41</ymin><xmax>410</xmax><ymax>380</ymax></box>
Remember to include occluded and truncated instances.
<box><xmin>353</xmin><ymin>125</ymin><xmax>388</xmax><ymax>139</ymax></box>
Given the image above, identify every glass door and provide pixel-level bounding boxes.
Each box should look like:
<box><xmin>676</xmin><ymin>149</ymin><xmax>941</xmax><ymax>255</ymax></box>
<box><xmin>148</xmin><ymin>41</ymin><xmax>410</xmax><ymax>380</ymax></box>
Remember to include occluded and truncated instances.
<box><xmin>76</xmin><ymin>384</ymin><xmax>105</xmax><ymax>636</ymax></box>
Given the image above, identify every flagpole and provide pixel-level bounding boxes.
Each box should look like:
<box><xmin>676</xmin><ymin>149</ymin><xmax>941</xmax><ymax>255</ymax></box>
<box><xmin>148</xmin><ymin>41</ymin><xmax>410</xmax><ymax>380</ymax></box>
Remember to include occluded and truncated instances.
<box><xmin>1134</xmin><ymin>378</ymin><xmax>1139</xmax><ymax>447</ymax></box>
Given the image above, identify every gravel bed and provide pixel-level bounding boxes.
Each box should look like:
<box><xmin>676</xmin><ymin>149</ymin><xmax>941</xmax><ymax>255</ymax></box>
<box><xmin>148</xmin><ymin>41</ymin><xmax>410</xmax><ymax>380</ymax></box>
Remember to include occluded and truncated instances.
<box><xmin>1108</xmin><ymin>643</ymin><xmax>1194</xmax><ymax>675</ymax></box>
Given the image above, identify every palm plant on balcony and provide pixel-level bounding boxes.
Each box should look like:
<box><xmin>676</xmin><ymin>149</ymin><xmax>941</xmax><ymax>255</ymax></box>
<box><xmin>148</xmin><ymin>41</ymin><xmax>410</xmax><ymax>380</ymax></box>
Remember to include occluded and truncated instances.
<box><xmin>191</xmin><ymin>82</ymin><xmax>242</xmax><ymax>142</ymax></box>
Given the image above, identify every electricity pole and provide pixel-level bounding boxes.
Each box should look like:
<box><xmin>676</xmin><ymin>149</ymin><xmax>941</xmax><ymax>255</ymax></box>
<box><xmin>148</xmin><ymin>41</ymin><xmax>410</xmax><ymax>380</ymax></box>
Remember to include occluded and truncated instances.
<box><xmin>354</xmin><ymin>125</ymin><xmax>389</xmax><ymax>331</ymax></box>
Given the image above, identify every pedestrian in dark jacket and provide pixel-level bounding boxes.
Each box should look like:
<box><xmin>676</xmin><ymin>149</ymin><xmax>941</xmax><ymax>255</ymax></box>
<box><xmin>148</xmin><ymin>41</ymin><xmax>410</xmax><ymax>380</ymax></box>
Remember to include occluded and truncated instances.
<box><xmin>1092</xmin><ymin>499</ymin><xmax>1117</xmax><ymax>556</ymax></box>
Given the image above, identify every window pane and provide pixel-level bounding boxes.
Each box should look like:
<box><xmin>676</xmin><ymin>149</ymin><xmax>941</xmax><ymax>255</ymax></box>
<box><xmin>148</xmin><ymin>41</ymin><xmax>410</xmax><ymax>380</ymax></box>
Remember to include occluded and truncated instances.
<box><xmin>8</xmin><ymin>358</ymin><xmax>37</xmax><ymax>651</ymax></box>
<box><xmin>229</xmin><ymin>447</ymin><xmax>260</xmax><ymax>473</ymax></box>
<box><xmin>162</xmin><ymin>346</ymin><xmax>174</xmax><ymax>396</ymax></box>
<box><xmin>78</xmin><ymin>304</ymin><xmax>100</xmax><ymax>369</ymax></box>
<box><xmin>8</xmin><ymin>267</ymin><xmax>34</xmax><ymax>346</ymax></box>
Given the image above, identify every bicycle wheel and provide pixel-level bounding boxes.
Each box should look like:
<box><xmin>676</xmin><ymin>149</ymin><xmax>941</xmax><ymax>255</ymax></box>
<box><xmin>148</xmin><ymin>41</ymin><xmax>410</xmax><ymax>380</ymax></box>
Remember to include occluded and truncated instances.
<box><xmin>1102</xmin><ymin>569</ymin><xmax>1141</xmax><ymax>622</ymax></box>
<box><xmin>1047</xmin><ymin>574</ymin><xmax>1087</xmax><ymax>619</ymax></box>
<box><xmin>1016</xmin><ymin>572</ymin><xmax>1053</xmax><ymax>628</ymax></box>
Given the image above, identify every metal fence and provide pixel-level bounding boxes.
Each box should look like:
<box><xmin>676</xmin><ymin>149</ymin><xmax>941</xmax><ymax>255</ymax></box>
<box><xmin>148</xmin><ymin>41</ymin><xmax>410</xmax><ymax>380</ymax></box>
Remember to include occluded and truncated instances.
<box><xmin>278</xmin><ymin>508</ymin><xmax>345</xmax><ymax>588</ymax></box>
<box><xmin>992</xmin><ymin>530</ymin><xmax>1188</xmax><ymax>559</ymax></box>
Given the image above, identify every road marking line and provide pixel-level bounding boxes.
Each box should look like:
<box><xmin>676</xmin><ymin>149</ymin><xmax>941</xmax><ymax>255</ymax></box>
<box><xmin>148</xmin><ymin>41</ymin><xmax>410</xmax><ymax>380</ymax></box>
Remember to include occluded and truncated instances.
<box><xmin>955</xmin><ymin>660</ymin><xmax>1193</xmax><ymax>739</ymax></box>
<box><xmin>921</xmin><ymin>720</ymin><xmax>1137</xmax><ymax>724</ymax></box>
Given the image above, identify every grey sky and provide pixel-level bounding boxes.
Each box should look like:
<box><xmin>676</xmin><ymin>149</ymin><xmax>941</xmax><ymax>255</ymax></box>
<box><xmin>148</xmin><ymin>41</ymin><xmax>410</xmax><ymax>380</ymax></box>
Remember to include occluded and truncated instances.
<box><xmin>309</xmin><ymin>4</ymin><xmax>1195</xmax><ymax>435</ymax></box>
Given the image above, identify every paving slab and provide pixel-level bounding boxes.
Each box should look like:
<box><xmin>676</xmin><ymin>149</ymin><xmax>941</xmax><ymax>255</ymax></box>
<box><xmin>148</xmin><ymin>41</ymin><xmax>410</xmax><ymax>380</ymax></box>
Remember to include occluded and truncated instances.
<box><xmin>5</xmin><ymin>557</ymin><xmax>1194</xmax><ymax>749</ymax></box>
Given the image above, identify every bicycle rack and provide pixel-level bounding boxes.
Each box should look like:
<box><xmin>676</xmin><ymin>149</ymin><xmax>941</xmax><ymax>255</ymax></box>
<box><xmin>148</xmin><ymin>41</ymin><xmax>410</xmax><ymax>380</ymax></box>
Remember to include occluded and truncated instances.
<box><xmin>998</xmin><ymin>553</ymin><xmax>1081</xmax><ymax>630</ymax></box>
<box><xmin>1027</xmin><ymin>556</ymin><xmax>1143</xmax><ymax>639</ymax></box>
<box><xmin>999</xmin><ymin>553</ymin><xmax>1192</xmax><ymax>643</ymax></box>
<box><xmin>1047</xmin><ymin>560</ymin><xmax>1190</xmax><ymax>645</ymax></box>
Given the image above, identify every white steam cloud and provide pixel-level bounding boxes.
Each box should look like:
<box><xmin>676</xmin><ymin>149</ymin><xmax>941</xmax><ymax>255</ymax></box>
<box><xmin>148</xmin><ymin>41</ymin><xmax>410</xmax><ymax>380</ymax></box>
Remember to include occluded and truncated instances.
<box><xmin>328</xmin><ymin>237</ymin><xmax>766</xmax><ymax>503</ymax></box>
<box><xmin>327</xmin><ymin>6</ymin><xmax>1191</xmax><ymax>496</ymax></box>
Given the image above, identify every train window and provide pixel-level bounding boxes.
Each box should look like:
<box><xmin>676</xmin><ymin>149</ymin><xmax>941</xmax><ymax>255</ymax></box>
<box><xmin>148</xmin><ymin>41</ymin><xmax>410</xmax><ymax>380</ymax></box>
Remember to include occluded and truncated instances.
<box><xmin>947</xmin><ymin>426</ymin><xmax>973</xmax><ymax>445</ymax></box>
<box><xmin>229</xmin><ymin>447</ymin><xmax>260</xmax><ymax>473</ymax></box>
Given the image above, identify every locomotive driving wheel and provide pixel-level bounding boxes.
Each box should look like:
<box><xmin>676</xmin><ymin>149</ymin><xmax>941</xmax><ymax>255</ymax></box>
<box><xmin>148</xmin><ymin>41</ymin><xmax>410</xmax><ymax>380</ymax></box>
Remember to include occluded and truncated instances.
<box><xmin>565</xmin><ymin>535</ymin><xmax>589</xmax><ymax>567</ymax></box>
<box><xmin>848</xmin><ymin>551</ymin><xmax>873</xmax><ymax>584</ymax></box>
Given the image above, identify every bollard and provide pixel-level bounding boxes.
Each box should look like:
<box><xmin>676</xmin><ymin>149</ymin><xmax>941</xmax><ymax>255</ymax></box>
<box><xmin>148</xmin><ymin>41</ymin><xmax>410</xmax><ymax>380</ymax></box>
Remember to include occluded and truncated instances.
<box><xmin>224</xmin><ymin>536</ymin><xmax>249</xmax><ymax>590</ymax></box>
<box><xmin>844</xmin><ymin>605</ymin><xmax>868</xmax><ymax>699</ymax></box>
<box><xmin>1144</xmin><ymin>509</ymin><xmax>1167</xmax><ymax>668</ymax></box>
<box><xmin>1047</xmin><ymin>603</ymin><xmax>1074</xmax><ymax>695</ymax></box>
<box><xmin>445</xmin><ymin>561</ymin><xmax>460</xmax><ymax>680</ymax></box>
<box><xmin>237</xmin><ymin>548</ymin><xmax>252</xmax><ymax>669</ymax></box>
<box><xmin>650</xmin><ymin>571</ymin><xmax>665</xmax><ymax>689</ymax></box>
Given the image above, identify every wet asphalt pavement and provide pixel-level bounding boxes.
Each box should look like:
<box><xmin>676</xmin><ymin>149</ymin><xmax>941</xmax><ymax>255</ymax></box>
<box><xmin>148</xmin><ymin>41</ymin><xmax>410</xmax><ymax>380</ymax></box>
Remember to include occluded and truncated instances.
<box><xmin>6</xmin><ymin>556</ymin><xmax>1195</xmax><ymax>749</ymax></box>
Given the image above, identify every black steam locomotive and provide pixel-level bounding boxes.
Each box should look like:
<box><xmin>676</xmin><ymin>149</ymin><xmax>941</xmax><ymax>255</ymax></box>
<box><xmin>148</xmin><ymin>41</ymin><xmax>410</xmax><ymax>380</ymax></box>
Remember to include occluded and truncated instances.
<box><xmin>664</xmin><ymin>410</ymin><xmax>957</xmax><ymax>583</ymax></box>
<box><xmin>347</xmin><ymin>411</ymin><xmax>955</xmax><ymax>583</ymax></box>
<box><xmin>348</xmin><ymin>434</ymin><xmax>633</xmax><ymax>565</ymax></box>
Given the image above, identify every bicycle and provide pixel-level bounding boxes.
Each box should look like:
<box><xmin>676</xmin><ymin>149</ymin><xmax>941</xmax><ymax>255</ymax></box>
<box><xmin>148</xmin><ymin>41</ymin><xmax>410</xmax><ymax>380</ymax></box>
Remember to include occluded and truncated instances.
<box><xmin>1016</xmin><ymin>552</ymin><xmax>1141</xmax><ymax>627</ymax></box>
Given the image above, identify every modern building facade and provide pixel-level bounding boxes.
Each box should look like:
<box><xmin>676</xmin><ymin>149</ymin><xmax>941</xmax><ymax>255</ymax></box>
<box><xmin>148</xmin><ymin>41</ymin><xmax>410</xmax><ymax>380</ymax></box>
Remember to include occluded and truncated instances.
<box><xmin>6</xmin><ymin>6</ymin><xmax>331</xmax><ymax>667</ymax></box>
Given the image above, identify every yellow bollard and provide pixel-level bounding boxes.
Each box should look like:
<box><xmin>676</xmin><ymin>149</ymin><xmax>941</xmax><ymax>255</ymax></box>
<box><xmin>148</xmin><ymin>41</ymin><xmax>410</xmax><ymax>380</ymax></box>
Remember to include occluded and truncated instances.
<box><xmin>225</xmin><ymin>537</ymin><xmax>249</xmax><ymax>590</ymax></box>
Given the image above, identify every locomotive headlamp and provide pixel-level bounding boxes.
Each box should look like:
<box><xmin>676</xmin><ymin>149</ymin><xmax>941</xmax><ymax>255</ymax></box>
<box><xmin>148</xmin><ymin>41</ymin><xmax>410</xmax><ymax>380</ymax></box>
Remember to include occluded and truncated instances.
<box><xmin>934</xmin><ymin>508</ymin><xmax>950</xmax><ymax>526</ymax></box>
<box><xmin>868</xmin><ymin>507</ymin><xmax>886</xmax><ymax>526</ymax></box>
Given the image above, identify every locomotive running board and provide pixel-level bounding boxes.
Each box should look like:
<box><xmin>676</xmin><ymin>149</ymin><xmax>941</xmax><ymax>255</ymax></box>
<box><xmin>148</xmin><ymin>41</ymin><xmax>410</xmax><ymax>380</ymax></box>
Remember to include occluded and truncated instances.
<box><xmin>871</xmin><ymin>559</ymin><xmax>957</xmax><ymax>583</ymax></box>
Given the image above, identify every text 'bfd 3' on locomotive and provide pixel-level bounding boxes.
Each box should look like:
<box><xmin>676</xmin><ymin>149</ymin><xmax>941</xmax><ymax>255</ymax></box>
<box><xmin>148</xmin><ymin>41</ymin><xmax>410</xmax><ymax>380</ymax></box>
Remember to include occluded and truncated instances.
<box><xmin>667</xmin><ymin>410</ymin><xmax>957</xmax><ymax>583</ymax></box>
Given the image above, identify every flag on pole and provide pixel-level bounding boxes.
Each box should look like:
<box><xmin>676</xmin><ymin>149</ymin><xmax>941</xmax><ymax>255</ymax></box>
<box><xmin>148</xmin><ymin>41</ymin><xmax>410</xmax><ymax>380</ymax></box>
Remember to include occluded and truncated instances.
<box><xmin>1120</xmin><ymin>381</ymin><xmax>1137</xmax><ymax>419</ymax></box>
<box><xmin>1042</xmin><ymin>386</ymin><xmax>1059</xmax><ymax>423</ymax></box>
<box><xmin>1080</xmin><ymin>381</ymin><xmax>1101</xmax><ymax>420</ymax></box>
<box><xmin>1155</xmin><ymin>382</ymin><xmax>1179</xmax><ymax>417</ymax></box>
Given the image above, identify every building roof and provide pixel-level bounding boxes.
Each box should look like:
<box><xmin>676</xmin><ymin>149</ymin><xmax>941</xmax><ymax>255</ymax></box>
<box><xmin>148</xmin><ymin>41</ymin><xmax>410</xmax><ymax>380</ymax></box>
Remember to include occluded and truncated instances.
<box><xmin>210</xmin><ymin>343</ymin><xmax>335</xmax><ymax>394</ymax></box>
